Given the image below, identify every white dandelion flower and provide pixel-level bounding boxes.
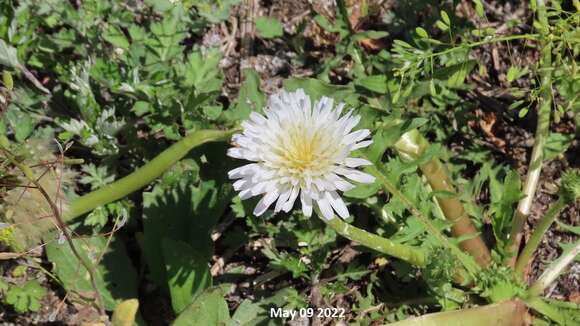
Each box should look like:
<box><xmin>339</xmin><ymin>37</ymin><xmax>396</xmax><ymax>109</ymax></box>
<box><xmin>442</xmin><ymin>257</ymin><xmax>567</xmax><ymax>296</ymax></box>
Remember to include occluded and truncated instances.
<box><xmin>227</xmin><ymin>88</ymin><xmax>376</xmax><ymax>220</ymax></box>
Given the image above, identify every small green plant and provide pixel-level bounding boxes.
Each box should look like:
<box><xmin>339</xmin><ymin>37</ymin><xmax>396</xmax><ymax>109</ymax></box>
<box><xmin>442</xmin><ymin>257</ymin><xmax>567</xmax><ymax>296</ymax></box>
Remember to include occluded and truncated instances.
<box><xmin>2</xmin><ymin>280</ymin><xmax>46</xmax><ymax>314</ymax></box>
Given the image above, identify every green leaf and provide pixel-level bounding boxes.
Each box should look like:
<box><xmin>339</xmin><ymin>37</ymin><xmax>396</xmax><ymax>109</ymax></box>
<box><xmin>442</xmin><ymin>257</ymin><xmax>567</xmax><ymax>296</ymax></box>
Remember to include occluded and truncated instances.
<box><xmin>0</xmin><ymin>39</ymin><xmax>20</xmax><ymax>68</ymax></box>
<box><xmin>440</xmin><ymin>11</ymin><xmax>451</xmax><ymax>26</ymax></box>
<box><xmin>5</xmin><ymin>280</ymin><xmax>46</xmax><ymax>313</ymax></box>
<box><xmin>183</xmin><ymin>48</ymin><xmax>223</xmax><ymax>94</ymax></box>
<box><xmin>474</xmin><ymin>0</ymin><xmax>485</xmax><ymax>18</ymax></box>
<box><xmin>351</xmin><ymin>30</ymin><xmax>389</xmax><ymax>41</ymax></box>
<box><xmin>162</xmin><ymin>237</ymin><xmax>212</xmax><ymax>313</ymax></box>
<box><xmin>284</xmin><ymin>78</ymin><xmax>357</xmax><ymax>104</ymax></box>
<box><xmin>355</xmin><ymin>75</ymin><xmax>388</xmax><ymax>94</ymax></box>
<box><xmin>141</xmin><ymin>162</ymin><xmax>233</xmax><ymax>287</ymax></box>
<box><xmin>489</xmin><ymin>169</ymin><xmax>522</xmax><ymax>245</ymax></box>
<box><xmin>224</xmin><ymin>69</ymin><xmax>265</xmax><ymax>121</ymax></box>
<box><xmin>228</xmin><ymin>288</ymin><xmax>297</xmax><ymax>326</ymax></box>
<box><xmin>436</xmin><ymin>20</ymin><xmax>449</xmax><ymax>32</ymax></box>
<box><xmin>255</xmin><ymin>16</ymin><xmax>284</xmax><ymax>39</ymax></box>
<box><xmin>103</xmin><ymin>25</ymin><xmax>130</xmax><ymax>49</ymax></box>
<box><xmin>556</xmin><ymin>221</ymin><xmax>580</xmax><ymax>236</ymax></box>
<box><xmin>173</xmin><ymin>287</ymin><xmax>230</xmax><ymax>326</ymax></box>
<box><xmin>344</xmin><ymin>181</ymin><xmax>381</xmax><ymax>198</ymax></box>
<box><xmin>543</xmin><ymin>132</ymin><xmax>573</xmax><ymax>160</ymax></box>
<box><xmin>5</xmin><ymin>108</ymin><xmax>34</xmax><ymax>142</ymax></box>
<box><xmin>415</xmin><ymin>27</ymin><xmax>429</xmax><ymax>39</ymax></box>
<box><xmin>45</xmin><ymin>235</ymin><xmax>138</xmax><ymax>310</ymax></box>
<box><xmin>446</xmin><ymin>61</ymin><xmax>477</xmax><ymax>87</ymax></box>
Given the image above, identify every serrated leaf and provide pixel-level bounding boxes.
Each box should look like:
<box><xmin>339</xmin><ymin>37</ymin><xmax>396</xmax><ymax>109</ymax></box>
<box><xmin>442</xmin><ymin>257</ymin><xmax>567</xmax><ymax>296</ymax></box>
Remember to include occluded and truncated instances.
<box><xmin>224</xmin><ymin>69</ymin><xmax>265</xmax><ymax>121</ymax></box>
<box><xmin>183</xmin><ymin>48</ymin><xmax>223</xmax><ymax>94</ymax></box>
<box><xmin>543</xmin><ymin>132</ymin><xmax>573</xmax><ymax>160</ymax></box>
<box><xmin>103</xmin><ymin>25</ymin><xmax>130</xmax><ymax>49</ymax></box>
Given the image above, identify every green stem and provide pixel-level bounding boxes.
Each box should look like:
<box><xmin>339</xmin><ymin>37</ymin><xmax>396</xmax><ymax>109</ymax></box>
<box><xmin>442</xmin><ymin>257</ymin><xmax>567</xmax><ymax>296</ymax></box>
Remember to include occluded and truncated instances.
<box><xmin>318</xmin><ymin>212</ymin><xmax>428</xmax><ymax>267</ymax></box>
<box><xmin>387</xmin><ymin>300</ymin><xmax>527</xmax><ymax>326</ymax></box>
<box><xmin>394</xmin><ymin>129</ymin><xmax>492</xmax><ymax>267</ymax></box>
<box><xmin>505</xmin><ymin>0</ymin><xmax>553</xmax><ymax>267</ymax></box>
<box><xmin>426</xmin><ymin>34</ymin><xmax>539</xmax><ymax>60</ymax></box>
<box><xmin>514</xmin><ymin>198</ymin><xmax>566</xmax><ymax>279</ymax></box>
<box><xmin>63</xmin><ymin>129</ymin><xmax>235</xmax><ymax>223</ymax></box>
<box><xmin>366</xmin><ymin>164</ymin><xmax>481</xmax><ymax>276</ymax></box>
<box><xmin>527</xmin><ymin>239</ymin><xmax>580</xmax><ymax>297</ymax></box>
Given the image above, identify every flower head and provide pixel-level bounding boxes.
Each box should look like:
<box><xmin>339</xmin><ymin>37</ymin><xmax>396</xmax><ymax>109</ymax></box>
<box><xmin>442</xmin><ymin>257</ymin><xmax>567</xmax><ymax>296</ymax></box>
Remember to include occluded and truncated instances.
<box><xmin>227</xmin><ymin>89</ymin><xmax>375</xmax><ymax>220</ymax></box>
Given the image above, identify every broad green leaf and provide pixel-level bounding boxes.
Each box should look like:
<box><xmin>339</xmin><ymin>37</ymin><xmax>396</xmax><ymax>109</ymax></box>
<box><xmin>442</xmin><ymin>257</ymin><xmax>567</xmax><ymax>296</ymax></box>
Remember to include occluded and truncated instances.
<box><xmin>0</xmin><ymin>39</ymin><xmax>19</xmax><ymax>68</ymax></box>
<box><xmin>344</xmin><ymin>181</ymin><xmax>381</xmax><ymax>198</ymax></box>
<box><xmin>355</xmin><ymin>75</ymin><xmax>388</xmax><ymax>94</ymax></box>
<box><xmin>255</xmin><ymin>17</ymin><xmax>284</xmax><ymax>39</ymax></box>
<box><xmin>141</xmin><ymin>155</ymin><xmax>233</xmax><ymax>287</ymax></box>
<box><xmin>172</xmin><ymin>287</ymin><xmax>230</xmax><ymax>326</ymax></box>
<box><xmin>5</xmin><ymin>108</ymin><xmax>34</xmax><ymax>142</ymax></box>
<box><xmin>162</xmin><ymin>237</ymin><xmax>212</xmax><ymax>313</ymax></box>
<box><xmin>45</xmin><ymin>235</ymin><xmax>138</xmax><ymax>310</ymax></box>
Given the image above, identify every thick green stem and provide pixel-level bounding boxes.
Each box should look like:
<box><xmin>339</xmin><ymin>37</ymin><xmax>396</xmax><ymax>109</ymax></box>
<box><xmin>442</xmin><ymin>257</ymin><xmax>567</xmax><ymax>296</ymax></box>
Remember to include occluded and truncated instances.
<box><xmin>394</xmin><ymin>129</ymin><xmax>492</xmax><ymax>267</ymax></box>
<box><xmin>63</xmin><ymin>129</ymin><xmax>235</xmax><ymax>223</ymax></box>
<box><xmin>318</xmin><ymin>213</ymin><xmax>427</xmax><ymax>266</ymax></box>
<box><xmin>387</xmin><ymin>300</ymin><xmax>527</xmax><ymax>326</ymax></box>
<box><xmin>527</xmin><ymin>239</ymin><xmax>580</xmax><ymax>297</ymax></box>
<box><xmin>514</xmin><ymin>198</ymin><xmax>566</xmax><ymax>279</ymax></box>
<box><xmin>366</xmin><ymin>164</ymin><xmax>481</xmax><ymax>276</ymax></box>
<box><xmin>506</xmin><ymin>0</ymin><xmax>553</xmax><ymax>267</ymax></box>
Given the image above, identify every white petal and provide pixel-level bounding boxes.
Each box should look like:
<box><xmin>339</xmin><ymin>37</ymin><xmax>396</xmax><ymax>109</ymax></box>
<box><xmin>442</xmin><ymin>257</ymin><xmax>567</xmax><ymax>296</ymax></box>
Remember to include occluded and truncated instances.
<box><xmin>351</xmin><ymin>140</ymin><xmax>373</xmax><ymax>150</ymax></box>
<box><xmin>239</xmin><ymin>188</ymin><xmax>254</xmax><ymax>200</ymax></box>
<box><xmin>228</xmin><ymin>164</ymin><xmax>257</xmax><ymax>179</ymax></box>
<box><xmin>250</xmin><ymin>112</ymin><xmax>268</xmax><ymax>124</ymax></box>
<box><xmin>233</xmin><ymin>179</ymin><xmax>247</xmax><ymax>191</ymax></box>
<box><xmin>274</xmin><ymin>188</ymin><xmax>292</xmax><ymax>212</ymax></box>
<box><xmin>316</xmin><ymin>196</ymin><xmax>334</xmax><ymax>220</ymax></box>
<box><xmin>253</xmin><ymin>190</ymin><xmax>280</xmax><ymax>216</ymax></box>
<box><xmin>343</xmin><ymin>157</ymin><xmax>372</xmax><ymax>168</ymax></box>
<box><xmin>300</xmin><ymin>190</ymin><xmax>313</xmax><ymax>217</ymax></box>
<box><xmin>336</xmin><ymin>167</ymin><xmax>376</xmax><ymax>183</ymax></box>
<box><xmin>282</xmin><ymin>186</ymin><xmax>299</xmax><ymax>212</ymax></box>
<box><xmin>326</xmin><ymin>191</ymin><xmax>349</xmax><ymax>219</ymax></box>
<box><xmin>343</xmin><ymin>129</ymin><xmax>371</xmax><ymax>145</ymax></box>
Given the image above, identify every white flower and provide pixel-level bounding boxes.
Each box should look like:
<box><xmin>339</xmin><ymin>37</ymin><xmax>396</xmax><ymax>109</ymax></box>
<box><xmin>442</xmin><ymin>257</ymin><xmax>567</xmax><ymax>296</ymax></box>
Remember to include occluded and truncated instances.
<box><xmin>227</xmin><ymin>89</ymin><xmax>376</xmax><ymax>220</ymax></box>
